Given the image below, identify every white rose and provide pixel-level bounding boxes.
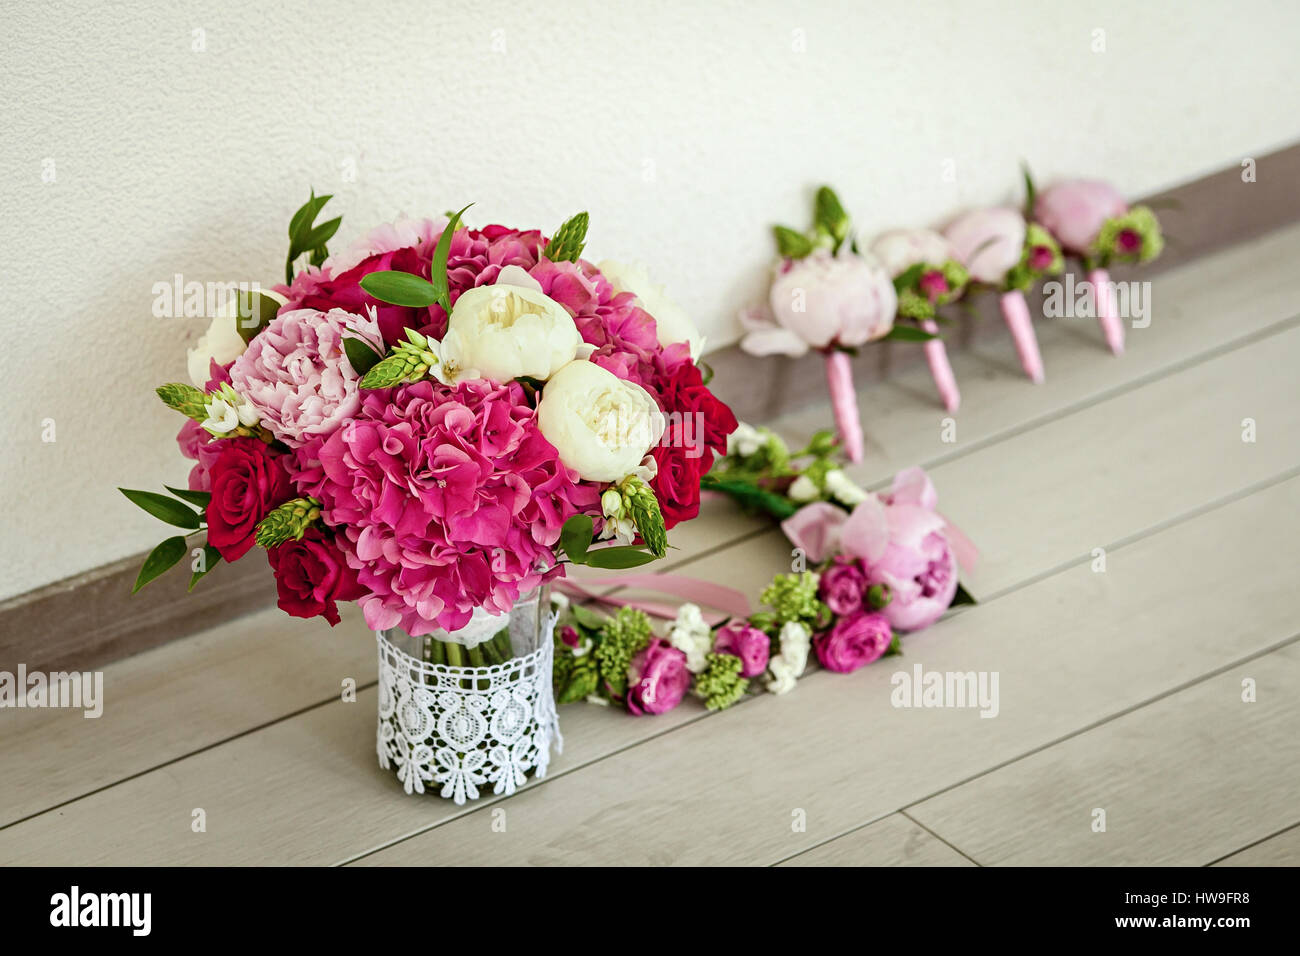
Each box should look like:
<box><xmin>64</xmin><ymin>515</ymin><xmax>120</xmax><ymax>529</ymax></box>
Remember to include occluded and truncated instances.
<box><xmin>597</xmin><ymin>259</ymin><xmax>705</xmax><ymax>361</ymax></box>
<box><xmin>441</xmin><ymin>268</ymin><xmax>582</xmax><ymax>383</ymax></box>
<box><xmin>537</xmin><ymin>360</ymin><xmax>666</xmax><ymax>482</ymax></box>
<box><xmin>187</xmin><ymin>298</ymin><xmax>249</xmax><ymax>387</ymax></box>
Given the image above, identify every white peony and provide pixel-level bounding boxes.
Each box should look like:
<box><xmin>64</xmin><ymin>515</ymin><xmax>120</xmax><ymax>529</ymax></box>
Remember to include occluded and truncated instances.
<box><xmin>187</xmin><ymin>298</ymin><xmax>249</xmax><ymax>388</ymax></box>
<box><xmin>441</xmin><ymin>267</ymin><xmax>582</xmax><ymax>383</ymax></box>
<box><xmin>597</xmin><ymin>259</ymin><xmax>705</xmax><ymax>361</ymax></box>
<box><xmin>537</xmin><ymin>360</ymin><xmax>665</xmax><ymax>482</ymax></box>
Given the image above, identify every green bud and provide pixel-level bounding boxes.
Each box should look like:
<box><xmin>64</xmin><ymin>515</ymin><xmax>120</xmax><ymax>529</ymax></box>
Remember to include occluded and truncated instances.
<box><xmin>867</xmin><ymin>583</ymin><xmax>891</xmax><ymax>610</ymax></box>
<box><xmin>255</xmin><ymin>497</ymin><xmax>321</xmax><ymax>548</ymax></box>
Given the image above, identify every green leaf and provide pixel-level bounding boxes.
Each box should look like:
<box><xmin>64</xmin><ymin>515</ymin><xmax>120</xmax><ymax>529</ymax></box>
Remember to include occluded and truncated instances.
<box><xmin>883</xmin><ymin>633</ymin><xmax>903</xmax><ymax>657</ymax></box>
<box><xmin>188</xmin><ymin>543</ymin><xmax>222</xmax><ymax>592</ymax></box>
<box><xmin>545</xmin><ymin>211</ymin><xmax>590</xmax><ymax>263</ymax></box>
<box><xmin>569</xmin><ymin>603</ymin><xmax>607</xmax><ymax>631</ymax></box>
<box><xmin>814</xmin><ymin>186</ymin><xmax>850</xmax><ymax>246</ymax></box>
<box><xmin>359</xmin><ymin>270</ymin><xmax>439</xmax><ymax>308</ymax></box>
<box><xmin>235</xmin><ymin>288</ymin><xmax>282</xmax><ymax>345</ymax></box>
<box><xmin>560</xmin><ymin>514</ymin><xmax>594</xmax><ymax>564</ymax></box>
<box><xmin>950</xmin><ymin>582</ymin><xmax>977</xmax><ymax>607</ymax></box>
<box><xmin>430</xmin><ymin>204</ymin><xmax>474</xmax><ymax>313</ymax></box>
<box><xmin>304</xmin><ymin>216</ymin><xmax>341</xmax><ymax>250</ymax></box>
<box><xmin>584</xmin><ymin>546</ymin><xmax>657</xmax><ymax>569</ymax></box>
<box><xmin>1021</xmin><ymin>161</ymin><xmax>1037</xmax><ymax>219</ymax></box>
<box><xmin>697</xmin><ymin>359</ymin><xmax>714</xmax><ymax>386</ymax></box>
<box><xmin>165</xmin><ymin>485</ymin><xmax>212</xmax><ymax>509</ymax></box>
<box><xmin>156</xmin><ymin>383</ymin><xmax>208</xmax><ymax>422</ymax></box>
<box><xmin>285</xmin><ymin>191</ymin><xmax>335</xmax><ymax>282</ymax></box>
<box><xmin>884</xmin><ymin>325</ymin><xmax>939</xmax><ymax>342</ymax></box>
<box><xmin>343</xmin><ymin>336</ymin><xmax>384</xmax><ymax>376</ymax></box>
<box><xmin>119</xmin><ymin>488</ymin><xmax>202</xmax><ymax>529</ymax></box>
<box><xmin>773</xmin><ymin>225</ymin><xmax>814</xmax><ymax>259</ymax></box>
<box><xmin>132</xmin><ymin>536</ymin><xmax>188</xmax><ymax>594</ymax></box>
<box><xmin>700</xmin><ymin>475</ymin><xmax>798</xmax><ymax>520</ymax></box>
<box><xmin>892</xmin><ymin>262</ymin><xmax>926</xmax><ymax>293</ymax></box>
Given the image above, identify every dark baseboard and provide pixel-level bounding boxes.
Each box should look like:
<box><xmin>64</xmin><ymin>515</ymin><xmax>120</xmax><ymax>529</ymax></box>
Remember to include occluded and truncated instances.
<box><xmin>4</xmin><ymin>142</ymin><xmax>1297</xmax><ymax>672</ymax></box>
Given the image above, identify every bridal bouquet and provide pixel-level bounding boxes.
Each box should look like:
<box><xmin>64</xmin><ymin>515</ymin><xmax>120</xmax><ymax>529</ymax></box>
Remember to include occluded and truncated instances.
<box><xmin>123</xmin><ymin>194</ymin><xmax>736</xmax><ymax>651</ymax></box>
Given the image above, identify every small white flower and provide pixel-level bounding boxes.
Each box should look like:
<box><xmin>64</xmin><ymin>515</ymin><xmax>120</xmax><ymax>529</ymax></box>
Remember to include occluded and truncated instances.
<box><xmin>550</xmin><ymin>591</ymin><xmax>570</xmax><ymax>613</ymax></box>
<box><xmin>825</xmin><ymin>469</ymin><xmax>869</xmax><ymax>506</ymax></box>
<box><xmin>727</xmin><ymin>422</ymin><xmax>764</xmax><ymax>458</ymax></box>
<box><xmin>668</xmin><ymin>603</ymin><xmax>713</xmax><ymax>674</ymax></box>
<box><xmin>201</xmin><ymin>385</ymin><xmax>259</xmax><ymax>435</ymax></box>
<box><xmin>777</xmin><ymin>620</ymin><xmax>811</xmax><ymax>676</ymax></box>
<box><xmin>789</xmin><ymin>474</ymin><xmax>820</xmax><ymax>502</ymax></box>
<box><xmin>765</xmin><ymin>655</ymin><xmax>799</xmax><ymax>695</ymax></box>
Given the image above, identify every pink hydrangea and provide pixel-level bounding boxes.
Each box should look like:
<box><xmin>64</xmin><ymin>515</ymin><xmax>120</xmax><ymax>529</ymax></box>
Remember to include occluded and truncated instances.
<box><xmin>229</xmin><ymin>308</ymin><xmax>366</xmax><ymax>448</ymax></box>
<box><xmin>313</xmin><ymin>378</ymin><xmax>598</xmax><ymax>635</ymax></box>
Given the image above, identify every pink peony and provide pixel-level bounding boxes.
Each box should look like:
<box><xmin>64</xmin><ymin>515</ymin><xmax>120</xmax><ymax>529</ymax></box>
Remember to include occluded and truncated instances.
<box><xmin>1035</xmin><ymin>180</ymin><xmax>1128</xmax><ymax>254</ymax></box>
<box><xmin>814</xmin><ymin>611</ymin><xmax>893</xmax><ymax>673</ymax></box>
<box><xmin>740</xmin><ymin>249</ymin><xmax>897</xmax><ymax>357</ymax></box>
<box><xmin>818</xmin><ymin>557</ymin><xmax>867</xmax><ymax>616</ymax></box>
<box><xmin>229</xmin><ymin>308</ymin><xmax>368</xmax><ymax>447</ymax></box>
<box><xmin>626</xmin><ymin>638</ymin><xmax>691</xmax><ymax>715</ymax></box>
<box><xmin>313</xmin><ymin>378</ymin><xmax>598</xmax><ymax>635</ymax></box>
<box><xmin>712</xmin><ymin>621</ymin><xmax>771</xmax><ymax>678</ymax></box>
<box><xmin>944</xmin><ymin>207</ymin><xmax>1026</xmax><ymax>285</ymax></box>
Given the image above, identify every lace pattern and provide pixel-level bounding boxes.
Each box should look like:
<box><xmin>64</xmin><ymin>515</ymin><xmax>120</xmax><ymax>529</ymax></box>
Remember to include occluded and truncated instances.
<box><xmin>376</xmin><ymin>613</ymin><xmax>562</xmax><ymax>803</ymax></box>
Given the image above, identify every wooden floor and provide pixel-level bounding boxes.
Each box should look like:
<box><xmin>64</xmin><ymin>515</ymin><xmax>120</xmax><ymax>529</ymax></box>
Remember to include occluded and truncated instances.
<box><xmin>4</xmin><ymin>225</ymin><xmax>1299</xmax><ymax>866</ymax></box>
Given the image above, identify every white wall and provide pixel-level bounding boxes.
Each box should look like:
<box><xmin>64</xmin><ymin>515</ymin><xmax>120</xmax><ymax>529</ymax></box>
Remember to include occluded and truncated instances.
<box><xmin>2</xmin><ymin>0</ymin><xmax>1297</xmax><ymax>600</ymax></box>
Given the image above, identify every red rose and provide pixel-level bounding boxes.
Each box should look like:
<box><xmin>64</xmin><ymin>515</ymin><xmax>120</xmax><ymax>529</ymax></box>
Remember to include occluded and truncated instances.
<box><xmin>649</xmin><ymin>359</ymin><xmax>738</xmax><ymax>528</ymax></box>
<box><xmin>267</xmin><ymin>529</ymin><xmax>366</xmax><ymax>626</ymax></box>
<box><xmin>206</xmin><ymin>438</ymin><xmax>292</xmax><ymax>561</ymax></box>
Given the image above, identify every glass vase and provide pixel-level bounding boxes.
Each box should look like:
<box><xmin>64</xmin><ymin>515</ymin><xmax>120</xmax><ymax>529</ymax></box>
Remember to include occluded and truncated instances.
<box><xmin>374</xmin><ymin>586</ymin><xmax>562</xmax><ymax>803</ymax></box>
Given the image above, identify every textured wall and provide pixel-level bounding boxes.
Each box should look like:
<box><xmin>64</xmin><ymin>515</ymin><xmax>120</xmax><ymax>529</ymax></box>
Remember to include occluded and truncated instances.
<box><xmin>2</xmin><ymin>0</ymin><xmax>1298</xmax><ymax>600</ymax></box>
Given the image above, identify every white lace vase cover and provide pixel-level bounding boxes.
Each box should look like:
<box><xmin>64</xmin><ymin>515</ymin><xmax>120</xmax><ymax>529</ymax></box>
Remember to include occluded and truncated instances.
<box><xmin>375</xmin><ymin>611</ymin><xmax>562</xmax><ymax>804</ymax></box>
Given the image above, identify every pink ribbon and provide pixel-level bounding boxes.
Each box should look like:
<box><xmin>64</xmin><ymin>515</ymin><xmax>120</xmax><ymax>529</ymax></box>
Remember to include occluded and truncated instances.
<box><xmin>921</xmin><ymin>319</ymin><xmax>960</xmax><ymax>412</ymax></box>
<box><xmin>1089</xmin><ymin>267</ymin><xmax>1124</xmax><ymax>355</ymax></box>
<box><xmin>554</xmin><ymin>572</ymin><xmax>753</xmax><ymax>625</ymax></box>
<box><xmin>824</xmin><ymin>350</ymin><xmax>864</xmax><ymax>463</ymax></box>
<box><xmin>999</xmin><ymin>289</ymin><xmax>1045</xmax><ymax>384</ymax></box>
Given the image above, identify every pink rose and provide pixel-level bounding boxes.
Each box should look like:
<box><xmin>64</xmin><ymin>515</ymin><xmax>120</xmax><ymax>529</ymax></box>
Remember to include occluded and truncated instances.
<box><xmin>943</xmin><ymin>207</ymin><xmax>1026</xmax><ymax>285</ymax></box>
<box><xmin>626</xmin><ymin>639</ymin><xmax>691</xmax><ymax>715</ymax></box>
<box><xmin>712</xmin><ymin>621</ymin><xmax>771</xmax><ymax>678</ymax></box>
<box><xmin>176</xmin><ymin>418</ymin><xmax>224</xmax><ymax>492</ymax></box>
<box><xmin>818</xmin><ymin>558</ymin><xmax>867</xmax><ymax>616</ymax></box>
<box><xmin>740</xmin><ymin>250</ymin><xmax>897</xmax><ymax>357</ymax></box>
<box><xmin>1035</xmin><ymin>180</ymin><xmax>1128</xmax><ymax>254</ymax></box>
<box><xmin>814</xmin><ymin>611</ymin><xmax>892</xmax><ymax>673</ymax></box>
<box><xmin>229</xmin><ymin>308</ymin><xmax>367</xmax><ymax>447</ymax></box>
